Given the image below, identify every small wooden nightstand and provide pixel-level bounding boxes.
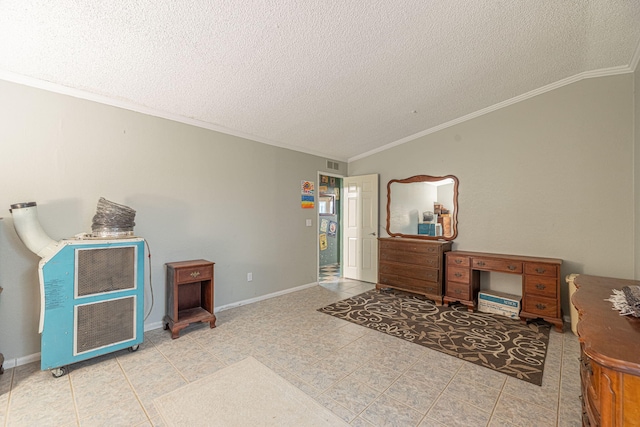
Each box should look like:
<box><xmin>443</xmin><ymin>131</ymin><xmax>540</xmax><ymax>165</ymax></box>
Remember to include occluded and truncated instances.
<box><xmin>163</xmin><ymin>260</ymin><xmax>216</xmax><ymax>339</ymax></box>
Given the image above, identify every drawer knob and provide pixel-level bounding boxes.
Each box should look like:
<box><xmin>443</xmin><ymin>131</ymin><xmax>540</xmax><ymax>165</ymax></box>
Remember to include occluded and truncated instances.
<box><xmin>477</xmin><ymin>261</ymin><xmax>486</xmax><ymax>267</ymax></box>
<box><xmin>190</xmin><ymin>271</ymin><xmax>201</xmax><ymax>278</ymax></box>
<box><xmin>507</xmin><ymin>265</ymin><xmax>517</xmax><ymax>271</ymax></box>
<box><xmin>454</xmin><ymin>272</ymin><xmax>462</xmax><ymax>278</ymax></box>
<box><xmin>535</xmin><ymin>283</ymin><xmax>546</xmax><ymax>290</ymax></box>
<box><xmin>536</xmin><ymin>303</ymin><xmax>547</xmax><ymax>310</ymax></box>
<box><xmin>455</xmin><ymin>259</ymin><xmax>463</xmax><ymax>264</ymax></box>
<box><xmin>535</xmin><ymin>267</ymin><xmax>546</xmax><ymax>274</ymax></box>
<box><xmin>455</xmin><ymin>289</ymin><xmax>461</xmax><ymax>294</ymax></box>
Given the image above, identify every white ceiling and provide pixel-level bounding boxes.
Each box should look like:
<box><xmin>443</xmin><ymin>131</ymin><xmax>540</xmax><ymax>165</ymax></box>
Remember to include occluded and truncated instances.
<box><xmin>1</xmin><ymin>1</ymin><xmax>639</xmax><ymax>162</ymax></box>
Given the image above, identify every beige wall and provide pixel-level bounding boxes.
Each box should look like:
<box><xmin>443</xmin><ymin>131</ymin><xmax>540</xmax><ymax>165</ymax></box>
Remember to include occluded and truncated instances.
<box><xmin>349</xmin><ymin>74</ymin><xmax>636</xmax><ymax>314</ymax></box>
<box><xmin>1</xmin><ymin>71</ymin><xmax>635</xmax><ymax>363</ymax></box>
<box><xmin>0</xmin><ymin>80</ymin><xmax>343</xmax><ymax>362</ymax></box>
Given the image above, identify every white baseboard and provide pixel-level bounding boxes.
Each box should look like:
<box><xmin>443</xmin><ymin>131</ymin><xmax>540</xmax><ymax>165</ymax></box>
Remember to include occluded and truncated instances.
<box><xmin>5</xmin><ymin>282</ymin><xmax>321</xmax><ymax>368</ymax></box>
<box><xmin>2</xmin><ymin>352</ymin><xmax>41</xmax><ymax>371</ymax></box>
<box><xmin>144</xmin><ymin>321</ymin><xmax>164</xmax><ymax>332</ymax></box>
<box><xmin>214</xmin><ymin>281</ymin><xmax>319</xmax><ymax>313</ymax></box>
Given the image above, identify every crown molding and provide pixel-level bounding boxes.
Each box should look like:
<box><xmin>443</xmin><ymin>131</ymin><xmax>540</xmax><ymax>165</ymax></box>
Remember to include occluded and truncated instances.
<box><xmin>349</xmin><ymin>64</ymin><xmax>636</xmax><ymax>163</ymax></box>
<box><xmin>0</xmin><ymin>64</ymin><xmax>633</xmax><ymax>165</ymax></box>
<box><xmin>0</xmin><ymin>70</ymin><xmax>348</xmax><ymax>162</ymax></box>
<box><xmin>630</xmin><ymin>38</ymin><xmax>640</xmax><ymax>72</ymax></box>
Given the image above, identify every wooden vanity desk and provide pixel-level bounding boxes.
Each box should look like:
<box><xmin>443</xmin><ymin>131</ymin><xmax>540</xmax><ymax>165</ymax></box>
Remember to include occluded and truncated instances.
<box><xmin>572</xmin><ymin>274</ymin><xmax>640</xmax><ymax>426</ymax></box>
<box><xmin>444</xmin><ymin>250</ymin><xmax>563</xmax><ymax>332</ymax></box>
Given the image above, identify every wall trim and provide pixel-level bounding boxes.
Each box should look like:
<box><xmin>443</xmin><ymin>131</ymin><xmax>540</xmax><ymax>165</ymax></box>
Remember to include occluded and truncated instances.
<box><xmin>1</xmin><ymin>60</ymin><xmax>635</xmax><ymax>166</ymax></box>
<box><xmin>349</xmin><ymin>65</ymin><xmax>636</xmax><ymax>162</ymax></box>
<box><xmin>630</xmin><ymin>38</ymin><xmax>640</xmax><ymax>73</ymax></box>
<box><xmin>2</xmin><ymin>352</ymin><xmax>41</xmax><ymax>371</ymax></box>
<box><xmin>0</xmin><ymin>71</ymin><xmax>346</xmax><ymax>162</ymax></box>
<box><xmin>213</xmin><ymin>281</ymin><xmax>319</xmax><ymax>313</ymax></box>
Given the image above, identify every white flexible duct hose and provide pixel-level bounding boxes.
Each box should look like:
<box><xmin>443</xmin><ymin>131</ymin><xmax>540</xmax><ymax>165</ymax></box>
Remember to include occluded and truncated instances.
<box><xmin>9</xmin><ymin>202</ymin><xmax>58</xmax><ymax>258</ymax></box>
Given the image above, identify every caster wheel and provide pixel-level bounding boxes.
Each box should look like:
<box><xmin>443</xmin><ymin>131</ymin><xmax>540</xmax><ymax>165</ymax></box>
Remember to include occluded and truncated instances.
<box><xmin>128</xmin><ymin>344</ymin><xmax>139</xmax><ymax>352</ymax></box>
<box><xmin>51</xmin><ymin>367</ymin><xmax>66</xmax><ymax>378</ymax></box>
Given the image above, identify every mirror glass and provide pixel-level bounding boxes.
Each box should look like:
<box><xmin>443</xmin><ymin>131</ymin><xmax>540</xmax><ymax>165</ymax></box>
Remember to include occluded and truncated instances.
<box><xmin>318</xmin><ymin>194</ymin><xmax>335</xmax><ymax>215</ymax></box>
<box><xmin>386</xmin><ymin>175</ymin><xmax>459</xmax><ymax>240</ymax></box>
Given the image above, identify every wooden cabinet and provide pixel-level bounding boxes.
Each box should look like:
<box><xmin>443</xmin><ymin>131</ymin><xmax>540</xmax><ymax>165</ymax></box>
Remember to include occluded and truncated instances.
<box><xmin>572</xmin><ymin>275</ymin><xmax>640</xmax><ymax>426</ymax></box>
<box><xmin>444</xmin><ymin>252</ymin><xmax>480</xmax><ymax>310</ymax></box>
<box><xmin>163</xmin><ymin>260</ymin><xmax>216</xmax><ymax>339</ymax></box>
<box><xmin>377</xmin><ymin>238</ymin><xmax>451</xmax><ymax>304</ymax></box>
<box><xmin>444</xmin><ymin>251</ymin><xmax>563</xmax><ymax>331</ymax></box>
<box><xmin>520</xmin><ymin>260</ymin><xmax>560</xmax><ymax>328</ymax></box>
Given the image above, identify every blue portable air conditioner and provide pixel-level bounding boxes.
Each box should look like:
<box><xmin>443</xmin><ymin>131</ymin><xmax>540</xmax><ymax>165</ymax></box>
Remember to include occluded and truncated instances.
<box><xmin>10</xmin><ymin>201</ymin><xmax>144</xmax><ymax>377</ymax></box>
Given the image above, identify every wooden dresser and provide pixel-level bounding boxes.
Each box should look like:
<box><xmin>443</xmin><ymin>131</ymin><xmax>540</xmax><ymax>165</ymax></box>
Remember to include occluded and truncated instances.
<box><xmin>444</xmin><ymin>251</ymin><xmax>563</xmax><ymax>331</ymax></box>
<box><xmin>377</xmin><ymin>237</ymin><xmax>452</xmax><ymax>304</ymax></box>
<box><xmin>572</xmin><ymin>274</ymin><xmax>640</xmax><ymax>426</ymax></box>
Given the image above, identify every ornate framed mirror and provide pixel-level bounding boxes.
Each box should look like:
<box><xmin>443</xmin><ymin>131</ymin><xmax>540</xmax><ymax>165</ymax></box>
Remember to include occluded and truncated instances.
<box><xmin>386</xmin><ymin>175</ymin><xmax>459</xmax><ymax>240</ymax></box>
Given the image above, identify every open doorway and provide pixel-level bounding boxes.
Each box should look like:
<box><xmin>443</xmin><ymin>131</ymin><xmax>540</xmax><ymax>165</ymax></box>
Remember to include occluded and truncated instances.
<box><xmin>318</xmin><ymin>173</ymin><xmax>342</xmax><ymax>283</ymax></box>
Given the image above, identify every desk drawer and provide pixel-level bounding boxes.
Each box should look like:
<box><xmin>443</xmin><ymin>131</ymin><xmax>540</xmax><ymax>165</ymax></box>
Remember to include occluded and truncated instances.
<box><xmin>446</xmin><ymin>281</ymin><xmax>470</xmax><ymax>300</ymax></box>
<box><xmin>447</xmin><ymin>266</ymin><xmax>470</xmax><ymax>283</ymax></box>
<box><xmin>523</xmin><ymin>295</ymin><xmax>557</xmax><ymax>317</ymax></box>
<box><xmin>524</xmin><ymin>262</ymin><xmax>557</xmax><ymax>277</ymax></box>
<box><xmin>524</xmin><ymin>275</ymin><xmax>557</xmax><ymax>298</ymax></box>
<box><xmin>447</xmin><ymin>254</ymin><xmax>470</xmax><ymax>267</ymax></box>
<box><xmin>472</xmin><ymin>258</ymin><xmax>522</xmax><ymax>274</ymax></box>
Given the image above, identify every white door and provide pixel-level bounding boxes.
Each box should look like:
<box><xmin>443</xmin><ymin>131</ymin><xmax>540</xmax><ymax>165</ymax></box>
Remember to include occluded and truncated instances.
<box><xmin>343</xmin><ymin>174</ymin><xmax>379</xmax><ymax>283</ymax></box>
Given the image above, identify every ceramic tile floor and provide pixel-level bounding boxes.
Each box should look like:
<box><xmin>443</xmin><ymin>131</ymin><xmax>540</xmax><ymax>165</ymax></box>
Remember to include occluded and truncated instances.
<box><xmin>0</xmin><ymin>279</ymin><xmax>582</xmax><ymax>426</ymax></box>
<box><xmin>319</xmin><ymin>263</ymin><xmax>341</xmax><ymax>283</ymax></box>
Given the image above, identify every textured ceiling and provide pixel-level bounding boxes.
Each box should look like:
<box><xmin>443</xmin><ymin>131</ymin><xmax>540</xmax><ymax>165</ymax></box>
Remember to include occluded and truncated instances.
<box><xmin>1</xmin><ymin>1</ymin><xmax>639</xmax><ymax>161</ymax></box>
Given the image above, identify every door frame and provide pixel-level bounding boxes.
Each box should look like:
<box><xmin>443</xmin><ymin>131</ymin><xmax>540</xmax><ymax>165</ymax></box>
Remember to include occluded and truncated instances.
<box><xmin>316</xmin><ymin>171</ymin><xmax>345</xmax><ymax>283</ymax></box>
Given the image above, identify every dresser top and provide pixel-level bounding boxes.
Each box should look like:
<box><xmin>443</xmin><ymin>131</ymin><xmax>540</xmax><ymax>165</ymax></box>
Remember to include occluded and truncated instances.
<box><xmin>378</xmin><ymin>237</ymin><xmax>452</xmax><ymax>245</ymax></box>
<box><xmin>573</xmin><ymin>274</ymin><xmax>640</xmax><ymax>375</ymax></box>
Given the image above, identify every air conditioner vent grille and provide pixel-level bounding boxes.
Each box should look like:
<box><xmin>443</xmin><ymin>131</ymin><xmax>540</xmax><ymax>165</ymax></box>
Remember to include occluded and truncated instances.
<box><xmin>77</xmin><ymin>247</ymin><xmax>135</xmax><ymax>296</ymax></box>
<box><xmin>76</xmin><ymin>297</ymin><xmax>135</xmax><ymax>354</ymax></box>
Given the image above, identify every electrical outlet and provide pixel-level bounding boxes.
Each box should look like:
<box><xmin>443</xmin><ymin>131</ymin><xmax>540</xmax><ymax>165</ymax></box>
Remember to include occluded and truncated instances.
<box><xmin>306</xmin><ymin>219</ymin><xmax>312</xmax><ymax>226</ymax></box>
<box><xmin>247</xmin><ymin>272</ymin><xmax>253</xmax><ymax>282</ymax></box>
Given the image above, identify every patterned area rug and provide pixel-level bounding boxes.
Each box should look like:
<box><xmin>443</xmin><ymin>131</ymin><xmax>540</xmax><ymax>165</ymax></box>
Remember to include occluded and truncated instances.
<box><xmin>318</xmin><ymin>289</ymin><xmax>550</xmax><ymax>386</ymax></box>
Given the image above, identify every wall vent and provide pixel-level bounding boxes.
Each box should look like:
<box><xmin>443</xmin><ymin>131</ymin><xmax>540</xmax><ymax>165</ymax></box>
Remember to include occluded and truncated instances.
<box><xmin>326</xmin><ymin>160</ymin><xmax>340</xmax><ymax>171</ymax></box>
